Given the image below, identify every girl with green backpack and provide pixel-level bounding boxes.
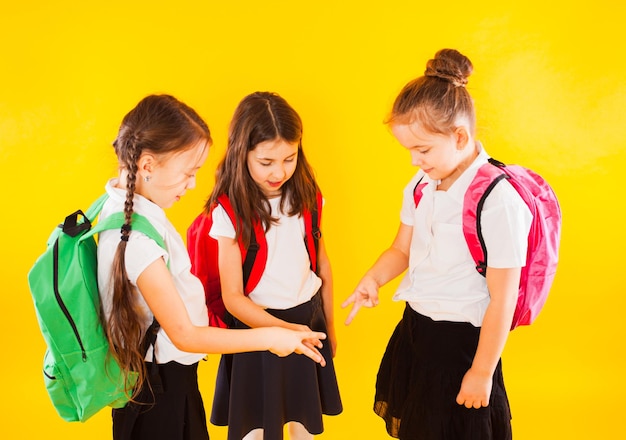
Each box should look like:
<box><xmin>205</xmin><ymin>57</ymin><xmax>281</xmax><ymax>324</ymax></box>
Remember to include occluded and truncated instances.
<box><xmin>98</xmin><ymin>94</ymin><xmax>327</xmax><ymax>440</ymax></box>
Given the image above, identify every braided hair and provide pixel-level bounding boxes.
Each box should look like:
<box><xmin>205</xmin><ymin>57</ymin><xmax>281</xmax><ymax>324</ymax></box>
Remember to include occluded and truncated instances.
<box><xmin>108</xmin><ymin>95</ymin><xmax>211</xmax><ymax>398</ymax></box>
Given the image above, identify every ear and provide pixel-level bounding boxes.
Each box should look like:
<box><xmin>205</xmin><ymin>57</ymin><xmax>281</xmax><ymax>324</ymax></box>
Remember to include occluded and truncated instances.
<box><xmin>137</xmin><ymin>152</ymin><xmax>156</xmax><ymax>180</ymax></box>
<box><xmin>454</xmin><ymin>126</ymin><xmax>470</xmax><ymax>150</ymax></box>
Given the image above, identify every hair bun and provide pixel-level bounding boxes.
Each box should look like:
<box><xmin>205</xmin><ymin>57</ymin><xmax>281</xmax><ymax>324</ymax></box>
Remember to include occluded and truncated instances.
<box><xmin>424</xmin><ymin>49</ymin><xmax>473</xmax><ymax>87</ymax></box>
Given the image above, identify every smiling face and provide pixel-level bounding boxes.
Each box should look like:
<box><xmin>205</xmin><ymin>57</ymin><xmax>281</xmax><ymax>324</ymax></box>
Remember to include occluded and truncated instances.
<box><xmin>391</xmin><ymin>121</ymin><xmax>475</xmax><ymax>187</ymax></box>
<box><xmin>246</xmin><ymin>138</ymin><xmax>299</xmax><ymax>197</ymax></box>
<box><xmin>136</xmin><ymin>139</ymin><xmax>209</xmax><ymax>209</ymax></box>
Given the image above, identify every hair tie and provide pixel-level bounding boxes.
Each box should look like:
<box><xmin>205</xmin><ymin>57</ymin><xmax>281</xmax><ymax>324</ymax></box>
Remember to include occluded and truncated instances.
<box><xmin>424</xmin><ymin>70</ymin><xmax>467</xmax><ymax>88</ymax></box>
<box><xmin>453</xmin><ymin>78</ymin><xmax>468</xmax><ymax>88</ymax></box>
<box><xmin>120</xmin><ymin>223</ymin><xmax>131</xmax><ymax>242</ymax></box>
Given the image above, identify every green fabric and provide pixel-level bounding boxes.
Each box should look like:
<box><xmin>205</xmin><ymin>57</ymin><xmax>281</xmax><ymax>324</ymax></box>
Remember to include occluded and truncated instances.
<box><xmin>28</xmin><ymin>194</ymin><xmax>166</xmax><ymax>422</ymax></box>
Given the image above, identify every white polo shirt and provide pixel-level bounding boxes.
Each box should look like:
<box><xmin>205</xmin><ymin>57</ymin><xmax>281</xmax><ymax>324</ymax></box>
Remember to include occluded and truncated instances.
<box><xmin>393</xmin><ymin>145</ymin><xmax>532</xmax><ymax>326</ymax></box>
<box><xmin>209</xmin><ymin>196</ymin><xmax>322</xmax><ymax>310</ymax></box>
<box><xmin>97</xmin><ymin>178</ymin><xmax>208</xmax><ymax>365</ymax></box>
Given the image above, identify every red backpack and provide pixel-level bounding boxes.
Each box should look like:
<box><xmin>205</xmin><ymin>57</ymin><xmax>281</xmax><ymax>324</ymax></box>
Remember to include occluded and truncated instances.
<box><xmin>413</xmin><ymin>158</ymin><xmax>561</xmax><ymax>329</ymax></box>
<box><xmin>187</xmin><ymin>192</ymin><xmax>323</xmax><ymax>328</ymax></box>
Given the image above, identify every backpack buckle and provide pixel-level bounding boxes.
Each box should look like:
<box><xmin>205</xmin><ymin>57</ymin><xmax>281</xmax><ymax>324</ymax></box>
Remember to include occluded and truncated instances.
<box><xmin>476</xmin><ymin>262</ymin><xmax>487</xmax><ymax>276</ymax></box>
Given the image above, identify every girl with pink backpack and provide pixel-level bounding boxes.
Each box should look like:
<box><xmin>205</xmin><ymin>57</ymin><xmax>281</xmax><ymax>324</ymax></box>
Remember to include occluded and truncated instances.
<box><xmin>342</xmin><ymin>48</ymin><xmax>559</xmax><ymax>439</ymax></box>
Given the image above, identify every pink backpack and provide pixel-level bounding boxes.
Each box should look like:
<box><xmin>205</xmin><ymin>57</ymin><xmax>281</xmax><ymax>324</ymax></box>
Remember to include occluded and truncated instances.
<box><xmin>413</xmin><ymin>158</ymin><xmax>561</xmax><ymax>329</ymax></box>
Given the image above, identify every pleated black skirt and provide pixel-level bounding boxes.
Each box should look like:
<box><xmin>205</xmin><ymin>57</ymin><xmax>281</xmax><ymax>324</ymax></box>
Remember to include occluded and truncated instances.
<box><xmin>211</xmin><ymin>292</ymin><xmax>342</xmax><ymax>440</ymax></box>
<box><xmin>112</xmin><ymin>361</ymin><xmax>209</xmax><ymax>440</ymax></box>
<box><xmin>374</xmin><ymin>304</ymin><xmax>512</xmax><ymax>440</ymax></box>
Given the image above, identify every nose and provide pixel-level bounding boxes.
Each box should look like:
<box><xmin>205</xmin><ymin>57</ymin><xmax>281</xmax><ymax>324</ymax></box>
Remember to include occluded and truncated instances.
<box><xmin>410</xmin><ymin>151</ymin><xmax>423</xmax><ymax>167</ymax></box>
<box><xmin>273</xmin><ymin>164</ymin><xmax>287</xmax><ymax>180</ymax></box>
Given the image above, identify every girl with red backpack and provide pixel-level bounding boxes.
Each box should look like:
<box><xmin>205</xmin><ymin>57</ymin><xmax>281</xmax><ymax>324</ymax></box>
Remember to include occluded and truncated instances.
<box><xmin>342</xmin><ymin>49</ymin><xmax>533</xmax><ymax>439</ymax></box>
<box><xmin>204</xmin><ymin>91</ymin><xmax>342</xmax><ymax>440</ymax></box>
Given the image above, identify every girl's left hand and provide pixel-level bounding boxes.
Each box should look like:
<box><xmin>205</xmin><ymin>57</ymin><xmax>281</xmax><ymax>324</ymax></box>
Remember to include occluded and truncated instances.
<box><xmin>455</xmin><ymin>368</ymin><xmax>492</xmax><ymax>409</ymax></box>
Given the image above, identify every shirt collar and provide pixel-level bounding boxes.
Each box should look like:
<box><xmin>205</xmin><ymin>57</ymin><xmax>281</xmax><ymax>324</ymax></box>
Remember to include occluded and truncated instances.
<box><xmin>105</xmin><ymin>178</ymin><xmax>168</xmax><ymax>226</ymax></box>
<box><xmin>421</xmin><ymin>141</ymin><xmax>490</xmax><ymax>204</ymax></box>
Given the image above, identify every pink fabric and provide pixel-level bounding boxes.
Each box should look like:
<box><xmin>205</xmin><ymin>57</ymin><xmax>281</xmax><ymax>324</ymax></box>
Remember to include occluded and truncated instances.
<box><xmin>414</xmin><ymin>160</ymin><xmax>562</xmax><ymax>329</ymax></box>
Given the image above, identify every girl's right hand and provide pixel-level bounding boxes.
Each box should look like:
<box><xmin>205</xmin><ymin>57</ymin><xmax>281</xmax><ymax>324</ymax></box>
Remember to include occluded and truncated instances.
<box><xmin>341</xmin><ymin>275</ymin><xmax>380</xmax><ymax>325</ymax></box>
<box><xmin>266</xmin><ymin>327</ymin><xmax>327</xmax><ymax>366</ymax></box>
<box><xmin>286</xmin><ymin>323</ymin><xmax>328</xmax><ymax>363</ymax></box>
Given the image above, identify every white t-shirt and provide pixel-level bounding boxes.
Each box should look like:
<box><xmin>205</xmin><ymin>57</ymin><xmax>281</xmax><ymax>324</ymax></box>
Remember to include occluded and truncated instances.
<box><xmin>394</xmin><ymin>144</ymin><xmax>533</xmax><ymax>326</ymax></box>
<box><xmin>209</xmin><ymin>196</ymin><xmax>322</xmax><ymax>310</ymax></box>
<box><xmin>97</xmin><ymin>179</ymin><xmax>208</xmax><ymax>365</ymax></box>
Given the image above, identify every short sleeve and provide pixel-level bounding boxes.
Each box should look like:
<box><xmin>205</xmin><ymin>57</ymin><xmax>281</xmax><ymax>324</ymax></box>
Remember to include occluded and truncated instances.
<box><xmin>480</xmin><ymin>180</ymin><xmax>533</xmax><ymax>268</ymax></box>
<box><xmin>400</xmin><ymin>172</ymin><xmax>426</xmax><ymax>226</ymax></box>
<box><xmin>209</xmin><ymin>204</ymin><xmax>236</xmax><ymax>239</ymax></box>
<box><xmin>124</xmin><ymin>231</ymin><xmax>168</xmax><ymax>284</ymax></box>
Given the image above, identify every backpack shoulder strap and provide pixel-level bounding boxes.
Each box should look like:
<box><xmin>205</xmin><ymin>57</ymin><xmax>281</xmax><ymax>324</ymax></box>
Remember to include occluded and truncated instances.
<box><xmin>463</xmin><ymin>159</ymin><xmax>510</xmax><ymax>276</ymax></box>
<box><xmin>412</xmin><ymin>173</ymin><xmax>428</xmax><ymax>207</ymax></box>
<box><xmin>60</xmin><ymin>194</ymin><xmax>109</xmax><ymax>239</ymax></box>
<box><xmin>216</xmin><ymin>194</ymin><xmax>267</xmax><ymax>294</ymax></box>
<box><xmin>87</xmin><ymin>212</ymin><xmax>166</xmax><ymax>250</ymax></box>
<box><xmin>84</xmin><ymin>193</ymin><xmax>109</xmax><ymax>223</ymax></box>
<box><xmin>303</xmin><ymin>190</ymin><xmax>323</xmax><ymax>273</ymax></box>
<box><xmin>79</xmin><ymin>195</ymin><xmax>166</xmax><ymax>251</ymax></box>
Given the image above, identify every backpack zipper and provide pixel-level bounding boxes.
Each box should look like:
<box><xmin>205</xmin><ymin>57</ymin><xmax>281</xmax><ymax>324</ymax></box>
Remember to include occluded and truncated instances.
<box><xmin>53</xmin><ymin>238</ymin><xmax>87</xmax><ymax>362</ymax></box>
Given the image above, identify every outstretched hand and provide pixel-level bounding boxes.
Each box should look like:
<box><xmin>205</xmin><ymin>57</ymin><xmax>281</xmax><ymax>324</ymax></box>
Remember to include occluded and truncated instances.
<box><xmin>341</xmin><ymin>275</ymin><xmax>380</xmax><ymax>325</ymax></box>
<box><xmin>266</xmin><ymin>327</ymin><xmax>327</xmax><ymax>367</ymax></box>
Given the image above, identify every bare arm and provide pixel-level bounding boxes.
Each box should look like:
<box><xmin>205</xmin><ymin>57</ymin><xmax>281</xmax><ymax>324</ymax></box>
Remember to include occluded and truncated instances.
<box><xmin>136</xmin><ymin>257</ymin><xmax>326</xmax><ymax>363</ymax></box>
<box><xmin>341</xmin><ymin>222</ymin><xmax>413</xmax><ymax>324</ymax></box>
<box><xmin>455</xmin><ymin>266</ymin><xmax>520</xmax><ymax>408</ymax></box>
<box><xmin>316</xmin><ymin>237</ymin><xmax>337</xmax><ymax>356</ymax></box>
<box><xmin>218</xmin><ymin>236</ymin><xmax>306</xmax><ymax>331</ymax></box>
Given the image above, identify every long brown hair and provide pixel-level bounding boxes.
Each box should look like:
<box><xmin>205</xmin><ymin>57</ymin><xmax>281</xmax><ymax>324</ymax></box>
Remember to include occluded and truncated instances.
<box><xmin>387</xmin><ymin>48</ymin><xmax>476</xmax><ymax>135</ymax></box>
<box><xmin>108</xmin><ymin>94</ymin><xmax>211</xmax><ymax>397</ymax></box>
<box><xmin>207</xmin><ymin>91</ymin><xmax>318</xmax><ymax>246</ymax></box>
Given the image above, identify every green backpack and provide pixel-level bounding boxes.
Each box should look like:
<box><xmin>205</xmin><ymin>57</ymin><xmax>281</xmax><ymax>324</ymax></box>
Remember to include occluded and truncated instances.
<box><xmin>27</xmin><ymin>194</ymin><xmax>166</xmax><ymax>422</ymax></box>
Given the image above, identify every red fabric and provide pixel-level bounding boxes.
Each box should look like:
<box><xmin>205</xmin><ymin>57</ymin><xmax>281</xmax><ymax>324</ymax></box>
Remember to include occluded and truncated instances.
<box><xmin>187</xmin><ymin>193</ymin><xmax>322</xmax><ymax>328</ymax></box>
<box><xmin>187</xmin><ymin>211</ymin><xmax>229</xmax><ymax>328</ymax></box>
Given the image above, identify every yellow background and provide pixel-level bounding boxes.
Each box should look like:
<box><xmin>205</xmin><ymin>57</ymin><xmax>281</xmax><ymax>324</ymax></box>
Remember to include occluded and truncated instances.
<box><xmin>1</xmin><ymin>1</ymin><xmax>624</xmax><ymax>438</ymax></box>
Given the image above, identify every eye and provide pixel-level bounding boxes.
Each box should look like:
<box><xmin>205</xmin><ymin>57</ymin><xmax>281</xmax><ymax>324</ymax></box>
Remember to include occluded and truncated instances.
<box><xmin>260</xmin><ymin>162</ymin><xmax>272</xmax><ymax>167</ymax></box>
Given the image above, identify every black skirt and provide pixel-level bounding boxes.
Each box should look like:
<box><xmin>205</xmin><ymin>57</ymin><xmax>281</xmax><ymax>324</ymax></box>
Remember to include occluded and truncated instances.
<box><xmin>211</xmin><ymin>292</ymin><xmax>342</xmax><ymax>440</ymax></box>
<box><xmin>374</xmin><ymin>304</ymin><xmax>512</xmax><ymax>440</ymax></box>
<box><xmin>112</xmin><ymin>361</ymin><xmax>209</xmax><ymax>440</ymax></box>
